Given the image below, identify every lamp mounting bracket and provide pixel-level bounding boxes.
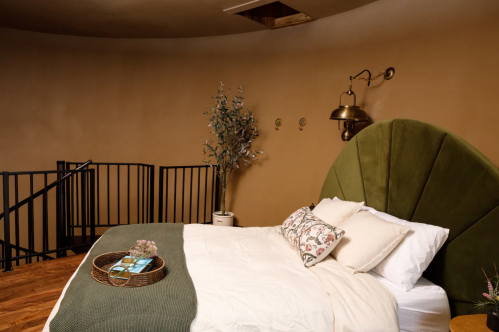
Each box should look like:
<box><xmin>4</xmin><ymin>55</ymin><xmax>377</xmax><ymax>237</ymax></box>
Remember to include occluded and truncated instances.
<box><xmin>349</xmin><ymin>67</ymin><xmax>395</xmax><ymax>86</ymax></box>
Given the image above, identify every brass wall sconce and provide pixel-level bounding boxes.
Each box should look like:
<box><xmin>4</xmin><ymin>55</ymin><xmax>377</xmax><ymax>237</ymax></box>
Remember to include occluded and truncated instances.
<box><xmin>330</xmin><ymin>67</ymin><xmax>395</xmax><ymax>141</ymax></box>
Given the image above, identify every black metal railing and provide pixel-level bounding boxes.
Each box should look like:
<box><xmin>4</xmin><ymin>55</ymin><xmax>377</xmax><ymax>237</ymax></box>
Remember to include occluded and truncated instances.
<box><xmin>63</xmin><ymin>162</ymin><xmax>155</xmax><ymax>227</ymax></box>
<box><xmin>1</xmin><ymin>161</ymin><xmax>220</xmax><ymax>273</ymax></box>
<box><xmin>158</xmin><ymin>165</ymin><xmax>220</xmax><ymax>224</ymax></box>
<box><xmin>1</xmin><ymin>162</ymin><xmax>95</xmax><ymax>272</ymax></box>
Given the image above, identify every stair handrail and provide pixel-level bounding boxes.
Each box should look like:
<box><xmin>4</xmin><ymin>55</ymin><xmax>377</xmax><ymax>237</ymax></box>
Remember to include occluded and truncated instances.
<box><xmin>0</xmin><ymin>160</ymin><xmax>92</xmax><ymax>221</ymax></box>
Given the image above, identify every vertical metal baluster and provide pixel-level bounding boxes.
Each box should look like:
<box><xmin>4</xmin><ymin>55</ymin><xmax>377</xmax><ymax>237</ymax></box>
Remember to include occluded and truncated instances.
<box><xmin>182</xmin><ymin>168</ymin><xmax>185</xmax><ymax>223</ymax></box>
<box><xmin>174</xmin><ymin>168</ymin><xmax>177</xmax><ymax>223</ymax></box>
<box><xmin>97</xmin><ymin>165</ymin><xmax>100</xmax><ymax>226</ymax></box>
<box><xmin>149</xmin><ymin>165</ymin><xmax>155</xmax><ymax>224</ymax></box>
<box><xmin>29</xmin><ymin>174</ymin><xmax>34</xmax><ymax>263</ymax></box>
<box><xmin>203</xmin><ymin>167</ymin><xmax>208</xmax><ymax>224</ymax></box>
<box><xmin>158</xmin><ymin>168</ymin><xmax>164</xmax><ymax>224</ymax></box>
<box><xmin>142</xmin><ymin>166</ymin><xmax>145</xmax><ymax>224</ymax></box>
<box><xmin>165</xmin><ymin>169</ymin><xmax>169</xmax><ymax>223</ymax></box>
<box><xmin>146</xmin><ymin>166</ymin><xmax>149</xmax><ymax>223</ymax></box>
<box><xmin>55</xmin><ymin>169</ymin><xmax>60</xmax><ymax>258</ymax></box>
<box><xmin>86</xmin><ymin>166</ymin><xmax>90</xmax><ymax>234</ymax></box>
<box><xmin>211</xmin><ymin>167</ymin><xmax>215</xmax><ymax>220</ymax></box>
<box><xmin>137</xmin><ymin>166</ymin><xmax>140</xmax><ymax>224</ymax></box>
<box><xmin>81</xmin><ymin>171</ymin><xmax>87</xmax><ymax>250</ymax></box>
<box><xmin>70</xmin><ymin>168</ymin><xmax>75</xmax><ymax>244</ymax></box>
<box><xmin>117</xmin><ymin>165</ymin><xmax>120</xmax><ymax>225</ymax></box>
<box><xmin>90</xmin><ymin>170</ymin><xmax>96</xmax><ymax>244</ymax></box>
<box><xmin>214</xmin><ymin>165</ymin><xmax>220</xmax><ymax>213</ymax></box>
<box><xmin>65</xmin><ymin>163</ymin><xmax>71</xmax><ymax>253</ymax></box>
<box><xmin>76</xmin><ymin>164</ymin><xmax>79</xmax><ymax>227</ymax></box>
<box><xmin>57</xmin><ymin>162</ymin><xmax>66</xmax><ymax>258</ymax></box>
<box><xmin>196</xmin><ymin>167</ymin><xmax>200</xmax><ymax>224</ymax></box>
<box><xmin>14</xmin><ymin>175</ymin><xmax>19</xmax><ymax>265</ymax></box>
<box><xmin>107</xmin><ymin>165</ymin><xmax>110</xmax><ymax>225</ymax></box>
<box><xmin>43</xmin><ymin>174</ymin><xmax>48</xmax><ymax>258</ymax></box>
<box><xmin>127</xmin><ymin>165</ymin><xmax>130</xmax><ymax>224</ymax></box>
<box><xmin>2</xmin><ymin>172</ymin><xmax>12</xmax><ymax>272</ymax></box>
<box><xmin>189</xmin><ymin>168</ymin><xmax>193</xmax><ymax>224</ymax></box>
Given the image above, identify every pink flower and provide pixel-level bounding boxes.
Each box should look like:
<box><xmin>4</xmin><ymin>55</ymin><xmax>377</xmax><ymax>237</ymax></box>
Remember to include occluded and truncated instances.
<box><xmin>484</xmin><ymin>293</ymin><xmax>494</xmax><ymax>301</ymax></box>
<box><xmin>483</xmin><ymin>268</ymin><xmax>495</xmax><ymax>297</ymax></box>
<box><xmin>316</xmin><ymin>248</ymin><xmax>325</xmax><ymax>256</ymax></box>
<box><xmin>326</xmin><ymin>234</ymin><xmax>335</xmax><ymax>243</ymax></box>
<box><xmin>305</xmin><ymin>244</ymin><xmax>312</xmax><ymax>251</ymax></box>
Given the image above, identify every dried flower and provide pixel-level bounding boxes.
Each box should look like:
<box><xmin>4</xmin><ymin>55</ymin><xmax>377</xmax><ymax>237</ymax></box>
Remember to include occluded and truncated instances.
<box><xmin>130</xmin><ymin>240</ymin><xmax>158</xmax><ymax>259</ymax></box>
<box><xmin>475</xmin><ymin>264</ymin><xmax>499</xmax><ymax>311</ymax></box>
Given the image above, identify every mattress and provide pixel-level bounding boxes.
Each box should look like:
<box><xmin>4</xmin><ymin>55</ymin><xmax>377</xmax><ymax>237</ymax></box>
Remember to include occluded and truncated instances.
<box><xmin>368</xmin><ymin>271</ymin><xmax>451</xmax><ymax>332</ymax></box>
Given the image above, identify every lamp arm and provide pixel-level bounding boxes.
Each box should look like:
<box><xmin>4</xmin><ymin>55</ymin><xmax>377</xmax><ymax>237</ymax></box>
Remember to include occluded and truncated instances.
<box><xmin>350</xmin><ymin>69</ymin><xmax>372</xmax><ymax>86</ymax></box>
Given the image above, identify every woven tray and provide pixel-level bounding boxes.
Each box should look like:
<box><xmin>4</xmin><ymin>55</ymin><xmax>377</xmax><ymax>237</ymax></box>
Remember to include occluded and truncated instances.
<box><xmin>91</xmin><ymin>251</ymin><xmax>165</xmax><ymax>287</ymax></box>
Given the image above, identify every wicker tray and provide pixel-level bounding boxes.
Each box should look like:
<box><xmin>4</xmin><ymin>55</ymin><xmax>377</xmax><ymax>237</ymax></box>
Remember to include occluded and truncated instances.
<box><xmin>91</xmin><ymin>251</ymin><xmax>165</xmax><ymax>287</ymax></box>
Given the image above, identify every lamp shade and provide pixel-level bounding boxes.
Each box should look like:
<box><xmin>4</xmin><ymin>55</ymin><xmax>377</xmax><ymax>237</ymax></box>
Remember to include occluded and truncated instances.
<box><xmin>330</xmin><ymin>90</ymin><xmax>369</xmax><ymax>122</ymax></box>
<box><xmin>330</xmin><ymin>105</ymin><xmax>369</xmax><ymax>122</ymax></box>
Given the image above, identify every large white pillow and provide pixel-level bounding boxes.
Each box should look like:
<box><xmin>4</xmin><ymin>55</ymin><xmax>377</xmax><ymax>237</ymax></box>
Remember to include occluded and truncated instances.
<box><xmin>331</xmin><ymin>211</ymin><xmax>410</xmax><ymax>273</ymax></box>
<box><xmin>281</xmin><ymin>207</ymin><xmax>345</xmax><ymax>267</ymax></box>
<box><xmin>371</xmin><ymin>211</ymin><xmax>449</xmax><ymax>291</ymax></box>
<box><xmin>312</xmin><ymin>198</ymin><xmax>364</xmax><ymax>227</ymax></box>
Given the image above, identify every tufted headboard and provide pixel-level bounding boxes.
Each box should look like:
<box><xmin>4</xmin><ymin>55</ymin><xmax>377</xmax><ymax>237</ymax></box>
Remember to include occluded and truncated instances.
<box><xmin>320</xmin><ymin>118</ymin><xmax>499</xmax><ymax>317</ymax></box>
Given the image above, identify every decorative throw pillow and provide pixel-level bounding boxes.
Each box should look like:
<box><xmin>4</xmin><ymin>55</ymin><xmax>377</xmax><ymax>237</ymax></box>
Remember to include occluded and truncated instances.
<box><xmin>331</xmin><ymin>211</ymin><xmax>410</xmax><ymax>273</ymax></box>
<box><xmin>312</xmin><ymin>198</ymin><xmax>364</xmax><ymax>227</ymax></box>
<box><xmin>281</xmin><ymin>207</ymin><xmax>345</xmax><ymax>267</ymax></box>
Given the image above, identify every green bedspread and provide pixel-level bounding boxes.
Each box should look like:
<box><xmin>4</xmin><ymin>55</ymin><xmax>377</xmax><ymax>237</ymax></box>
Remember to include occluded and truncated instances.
<box><xmin>50</xmin><ymin>223</ymin><xmax>197</xmax><ymax>332</ymax></box>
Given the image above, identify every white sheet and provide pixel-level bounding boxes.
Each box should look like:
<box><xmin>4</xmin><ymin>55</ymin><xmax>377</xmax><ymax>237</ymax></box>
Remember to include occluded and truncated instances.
<box><xmin>368</xmin><ymin>271</ymin><xmax>451</xmax><ymax>332</ymax></box>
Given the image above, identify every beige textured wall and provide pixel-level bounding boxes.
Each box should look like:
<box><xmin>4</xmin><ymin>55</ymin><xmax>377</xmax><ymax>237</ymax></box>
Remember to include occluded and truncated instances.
<box><xmin>1</xmin><ymin>0</ymin><xmax>498</xmax><ymax>227</ymax></box>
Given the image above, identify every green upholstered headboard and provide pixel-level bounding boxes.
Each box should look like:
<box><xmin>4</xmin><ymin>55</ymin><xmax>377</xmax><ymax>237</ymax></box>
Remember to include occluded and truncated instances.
<box><xmin>320</xmin><ymin>118</ymin><xmax>499</xmax><ymax>317</ymax></box>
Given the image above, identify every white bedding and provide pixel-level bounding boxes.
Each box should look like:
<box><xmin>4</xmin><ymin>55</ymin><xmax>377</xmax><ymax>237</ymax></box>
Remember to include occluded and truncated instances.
<box><xmin>45</xmin><ymin>224</ymin><xmax>451</xmax><ymax>332</ymax></box>
<box><xmin>368</xmin><ymin>271</ymin><xmax>451</xmax><ymax>332</ymax></box>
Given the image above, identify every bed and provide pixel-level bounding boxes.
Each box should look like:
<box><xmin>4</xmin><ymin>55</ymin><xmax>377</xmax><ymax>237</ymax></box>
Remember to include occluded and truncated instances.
<box><xmin>44</xmin><ymin>119</ymin><xmax>499</xmax><ymax>331</ymax></box>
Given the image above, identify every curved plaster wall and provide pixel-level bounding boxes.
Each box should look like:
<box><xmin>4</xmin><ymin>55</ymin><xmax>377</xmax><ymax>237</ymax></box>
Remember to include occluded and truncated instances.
<box><xmin>0</xmin><ymin>0</ymin><xmax>498</xmax><ymax>227</ymax></box>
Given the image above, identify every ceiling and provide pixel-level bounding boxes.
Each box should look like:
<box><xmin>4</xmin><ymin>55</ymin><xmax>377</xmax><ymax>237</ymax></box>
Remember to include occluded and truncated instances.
<box><xmin>0</xmin><ymin>0</ymin><xmax>376</xmax><ymax>38</ymax></box>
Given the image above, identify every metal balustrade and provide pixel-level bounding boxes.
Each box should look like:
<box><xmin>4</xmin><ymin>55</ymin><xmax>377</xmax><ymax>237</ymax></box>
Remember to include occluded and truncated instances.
<box><xmin>0</xmin><ymin>161</ymin><xmax>220</xmax><ymax>272</ymax></box>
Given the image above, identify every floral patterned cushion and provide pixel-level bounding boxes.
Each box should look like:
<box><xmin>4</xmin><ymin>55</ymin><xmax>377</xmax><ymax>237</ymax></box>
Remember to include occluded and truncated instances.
<box><xmin>281</xmin><ymin>207</ymin><xmax>345</xmax><ymax>267</ymax></box>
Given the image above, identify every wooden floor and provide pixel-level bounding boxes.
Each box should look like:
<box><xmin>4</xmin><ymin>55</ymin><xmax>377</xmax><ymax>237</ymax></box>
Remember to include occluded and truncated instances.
<box><xmin>0</xmin><ymin>254</ymin><xmax>85</xmax><ymax>332</ymax></box>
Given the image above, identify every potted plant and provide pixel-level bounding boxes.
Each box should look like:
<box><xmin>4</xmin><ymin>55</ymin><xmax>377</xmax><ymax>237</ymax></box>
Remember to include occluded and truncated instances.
<box><xmin>475</xmin><ymin>264</ymin><xmax>499</xmax><ymax>331</ymax></box>
<box><xmin>203</xmin><ymin>82</ymin><xmax>263</xmax><ymax>226</ymax></box>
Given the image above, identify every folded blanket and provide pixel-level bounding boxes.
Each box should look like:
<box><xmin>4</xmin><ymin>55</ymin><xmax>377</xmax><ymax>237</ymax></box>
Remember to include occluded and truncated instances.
<box><xmin>50</xmin><ymin>223</ymin><xmax>197</xmax><ymax>332</ymax></box>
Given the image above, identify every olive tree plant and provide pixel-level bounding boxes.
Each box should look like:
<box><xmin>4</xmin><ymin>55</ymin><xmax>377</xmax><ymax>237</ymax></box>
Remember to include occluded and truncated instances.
<box><xmin>203</xmin><ymin>82</ymin><xmax>263</xmax><ymax>216</ymax></box>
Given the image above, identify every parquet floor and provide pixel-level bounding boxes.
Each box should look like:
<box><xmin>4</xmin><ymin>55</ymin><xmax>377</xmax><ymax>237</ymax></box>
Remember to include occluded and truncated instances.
<box><xmin>0</xmin><ymin>254</ymin><xmax>85</xmax><ymax>332</ymax></box>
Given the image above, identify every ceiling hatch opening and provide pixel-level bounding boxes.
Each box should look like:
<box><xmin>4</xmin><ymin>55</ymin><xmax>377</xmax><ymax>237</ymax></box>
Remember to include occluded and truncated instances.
<box><xmin>236</xmin><ymin>1</ymin><xmax>314</xmax><ymax>29</ymax></box>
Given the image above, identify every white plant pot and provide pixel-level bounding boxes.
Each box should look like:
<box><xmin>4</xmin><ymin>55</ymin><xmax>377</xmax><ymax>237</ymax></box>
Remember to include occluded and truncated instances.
<box><xmin>213</xmin><ymin>211</ymin><xmax>234</xmax><ymax>227</ymax></box>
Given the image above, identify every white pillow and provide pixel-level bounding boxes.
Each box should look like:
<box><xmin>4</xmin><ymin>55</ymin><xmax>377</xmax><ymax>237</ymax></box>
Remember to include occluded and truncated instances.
<box><xmin>331</xmin><ymin>211</ymin><xmax>410</xmax><ymax>273</ymax></box>
<box><xmin>371</xmin><ymin>211</ymin><xmax>449</xmax><ymax>291</ymax></box>
<box><xmin>331</xmin><ymin>197</ymin><xmax>450</xmax><ymax>290</ymax></box>
<box><xmin>312</xmin><ymin>198</ymin><xmax>364</xmax><ymax>227</ymax></box>
<box><xmin>281</xmin><ymin>207</ymin><xmax>345</xmax><ymax>267</ymax></box>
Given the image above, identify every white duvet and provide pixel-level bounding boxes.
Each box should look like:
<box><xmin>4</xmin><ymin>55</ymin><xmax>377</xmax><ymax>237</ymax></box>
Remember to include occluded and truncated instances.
<box><xmin>186</xmin><ymin>225</ymin><xmax>398</xmax><ymax>332</ymax></box>
<box><xmin>45</xmin><ymin>224</ymin><xmax>400</xmax><ymax>332</ymax></box>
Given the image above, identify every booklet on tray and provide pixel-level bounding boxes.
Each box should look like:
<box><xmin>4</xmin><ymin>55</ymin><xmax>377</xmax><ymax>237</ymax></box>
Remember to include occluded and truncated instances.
<box><xmin>108</xmin><ymin>256</ymin><xmax>153</xmax><ymax>279</ymax></box>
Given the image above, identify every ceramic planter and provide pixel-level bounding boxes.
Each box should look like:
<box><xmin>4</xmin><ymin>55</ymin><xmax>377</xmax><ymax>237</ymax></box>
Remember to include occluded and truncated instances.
<box><xmin>488</xmin><ymin>309</ymin><xmax>499</xmax><ymax>331</ymax></box>
<box><xmin>213</xmin><ymin>211</ymin><xmax>234</xmax><ymax>227</ymax></box>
